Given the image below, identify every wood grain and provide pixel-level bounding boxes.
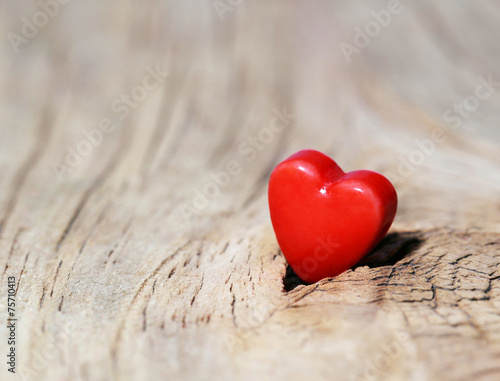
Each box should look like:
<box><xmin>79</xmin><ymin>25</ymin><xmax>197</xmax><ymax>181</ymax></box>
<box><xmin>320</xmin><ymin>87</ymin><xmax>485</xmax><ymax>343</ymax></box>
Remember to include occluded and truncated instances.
<box><xmin>1</xmin><ymin>1</ymin><xmax>500</xmax><ymax>380</ymax></box>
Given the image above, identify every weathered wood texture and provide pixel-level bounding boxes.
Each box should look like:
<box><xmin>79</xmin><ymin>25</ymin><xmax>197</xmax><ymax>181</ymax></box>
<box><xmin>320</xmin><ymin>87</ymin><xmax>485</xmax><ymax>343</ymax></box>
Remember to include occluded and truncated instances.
<box><xmin>1</xmin><ymin>1</ymin><xmax>500</xmax><ymax>380</ymax></box>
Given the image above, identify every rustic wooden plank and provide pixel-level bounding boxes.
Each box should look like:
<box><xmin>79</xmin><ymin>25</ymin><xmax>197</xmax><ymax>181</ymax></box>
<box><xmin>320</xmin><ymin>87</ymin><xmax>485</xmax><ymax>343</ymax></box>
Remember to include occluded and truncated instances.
<box><xmin>1</xmin><ymin>1</ymin><xmax>500</xmax><ymax>380</ymax></box>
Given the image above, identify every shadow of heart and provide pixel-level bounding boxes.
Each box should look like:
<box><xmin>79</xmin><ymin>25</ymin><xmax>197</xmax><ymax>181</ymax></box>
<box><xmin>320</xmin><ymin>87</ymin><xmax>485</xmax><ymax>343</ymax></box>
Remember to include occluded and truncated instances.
<box><xmin>283</xmin><ymin>231</ymin><xmax>424</xmax><ymax>291</ymax></box>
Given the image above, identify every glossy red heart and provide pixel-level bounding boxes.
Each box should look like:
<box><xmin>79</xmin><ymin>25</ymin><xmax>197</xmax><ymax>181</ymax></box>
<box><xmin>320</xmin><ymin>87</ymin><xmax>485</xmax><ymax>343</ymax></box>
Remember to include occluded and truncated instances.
<box><xmin>268</xmin><ymin>149</ymin><xmax>397</xmax><ymax>283</ymax></box>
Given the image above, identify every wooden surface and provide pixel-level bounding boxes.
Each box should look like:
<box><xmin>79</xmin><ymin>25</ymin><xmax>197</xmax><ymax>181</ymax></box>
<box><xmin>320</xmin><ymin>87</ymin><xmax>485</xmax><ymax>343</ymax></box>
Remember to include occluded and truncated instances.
<box><xmin>1</xmin><ymin>1</ymin><xmax>500</xmax><ymax>380</ymax></box>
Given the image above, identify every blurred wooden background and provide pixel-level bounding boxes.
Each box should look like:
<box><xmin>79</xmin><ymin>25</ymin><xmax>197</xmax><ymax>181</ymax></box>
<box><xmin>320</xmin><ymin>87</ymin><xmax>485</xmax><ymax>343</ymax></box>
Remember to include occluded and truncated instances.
<box><xmin>1</xmin><ymin>1</ymin><xmax>500</xmax><ymax>380</ymax></box>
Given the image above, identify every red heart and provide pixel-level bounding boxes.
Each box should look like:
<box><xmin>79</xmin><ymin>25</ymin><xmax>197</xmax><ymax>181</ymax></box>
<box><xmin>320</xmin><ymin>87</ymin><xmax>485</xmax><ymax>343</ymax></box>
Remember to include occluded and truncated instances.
<box><xmin>268</xmin><ymin>149</ymin><xmax>398</xmax><ymax>283</ymax></box>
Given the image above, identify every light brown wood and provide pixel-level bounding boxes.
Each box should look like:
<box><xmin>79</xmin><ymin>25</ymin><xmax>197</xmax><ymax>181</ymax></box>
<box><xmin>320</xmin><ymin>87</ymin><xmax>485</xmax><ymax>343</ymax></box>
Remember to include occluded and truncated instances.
<box><xmin>1</xmin><ymin>1</ymin><xmax>500</xmax><ymax>380</ymax></box>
